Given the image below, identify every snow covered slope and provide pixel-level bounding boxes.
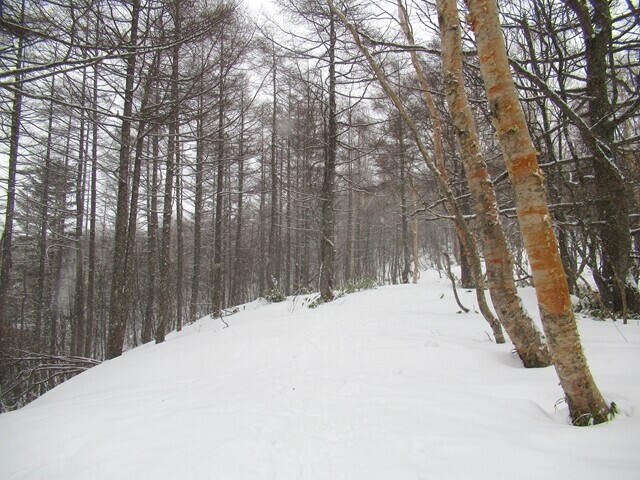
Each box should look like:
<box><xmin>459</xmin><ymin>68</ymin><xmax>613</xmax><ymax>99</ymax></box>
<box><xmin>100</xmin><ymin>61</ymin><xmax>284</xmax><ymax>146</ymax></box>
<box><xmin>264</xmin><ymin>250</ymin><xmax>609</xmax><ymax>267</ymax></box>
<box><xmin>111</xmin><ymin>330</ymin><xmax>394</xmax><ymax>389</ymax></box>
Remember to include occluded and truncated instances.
<box><xmin>1</xmin><ymin>271</ymin><xmax>639</xmax><ymax>479</ymax></box>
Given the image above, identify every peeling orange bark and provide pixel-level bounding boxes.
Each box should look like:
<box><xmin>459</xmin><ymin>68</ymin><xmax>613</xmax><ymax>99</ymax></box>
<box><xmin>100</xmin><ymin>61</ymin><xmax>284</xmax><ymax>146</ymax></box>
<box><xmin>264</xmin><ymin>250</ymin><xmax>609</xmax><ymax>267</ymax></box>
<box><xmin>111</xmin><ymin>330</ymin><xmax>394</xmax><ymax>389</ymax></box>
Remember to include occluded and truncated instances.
<box><xmin>465</xmin><ymin>0</ymin><xmax>610</xmax><ymax>424</ymax></box>
<box><xmin>435</xmin><ymin>0</ymin><xmax>550</xmax><ymax>367</ymax></box>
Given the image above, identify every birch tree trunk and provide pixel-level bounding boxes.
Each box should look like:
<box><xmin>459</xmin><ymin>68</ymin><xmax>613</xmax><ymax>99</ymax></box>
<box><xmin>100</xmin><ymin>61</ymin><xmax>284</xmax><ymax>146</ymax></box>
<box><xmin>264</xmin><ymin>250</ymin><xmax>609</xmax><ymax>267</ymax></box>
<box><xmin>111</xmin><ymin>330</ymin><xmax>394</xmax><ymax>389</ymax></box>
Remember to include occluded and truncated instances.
<box><xmin>434</xmin><ymin>0</ymin><xmax>551</xmax><ymax>367</ymax></box>
<box><xmin>391</xmin><ymin>0</ymin><xmax>504</xmax><ymax>341</ymax></box>
<box><xmin>465</xmin><ymin>0</ymin><xmax>610</xmax><ymax>424</ymax></box>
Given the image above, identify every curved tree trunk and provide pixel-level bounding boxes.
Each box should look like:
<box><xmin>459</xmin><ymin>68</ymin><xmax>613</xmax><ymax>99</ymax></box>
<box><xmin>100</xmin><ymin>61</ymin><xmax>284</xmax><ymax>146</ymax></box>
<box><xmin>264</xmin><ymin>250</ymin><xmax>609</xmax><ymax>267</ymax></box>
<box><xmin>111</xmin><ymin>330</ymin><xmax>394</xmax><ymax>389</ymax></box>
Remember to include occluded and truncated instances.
<box><xmin>398</xmin><ymin>0</ymin><xmax>506</xmax><ymax>342</ymax></box>
<box><xmin>435</xmin><ymin>0</ymin><xmax>551</xmax><ymax>367</ymax></box>
<box><xmin>466</xmin><ymin>0</ymin><xmax>610</xmax><ymax>425</ymax></box>
<box><xmin>396</xmin><ymin>2</ymin><xmax>504</xmax><ymax>341</ymax></box>
<box><xmin>331</xmin><ymin>1</ymin><xmax>504</xmax><ymax>343</ymax></box>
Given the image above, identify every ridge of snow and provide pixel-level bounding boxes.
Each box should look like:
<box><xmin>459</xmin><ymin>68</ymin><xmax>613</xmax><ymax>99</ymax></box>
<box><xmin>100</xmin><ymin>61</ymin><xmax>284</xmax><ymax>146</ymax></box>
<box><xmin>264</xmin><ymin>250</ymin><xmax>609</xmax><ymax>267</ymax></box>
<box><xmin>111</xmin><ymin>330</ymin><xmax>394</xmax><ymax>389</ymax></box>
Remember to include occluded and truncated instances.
<box><xmin>1</xmin><ymin>270</ymin><xmax>639</xmax><ymax>479</ymax></box>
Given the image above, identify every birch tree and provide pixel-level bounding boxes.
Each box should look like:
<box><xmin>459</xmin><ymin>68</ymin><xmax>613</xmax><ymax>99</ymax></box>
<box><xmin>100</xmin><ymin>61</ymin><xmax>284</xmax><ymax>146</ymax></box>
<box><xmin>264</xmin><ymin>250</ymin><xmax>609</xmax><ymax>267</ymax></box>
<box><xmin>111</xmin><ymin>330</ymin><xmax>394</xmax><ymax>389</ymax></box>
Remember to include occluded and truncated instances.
<box><xmin>464</xmin><ymin>0</ymin><xmax>612</xmax><ymax>425</ymax></box>
<box><xmin>430</xmin><ymin>0</ymin><xmax>551</xmax><ymax>367</ymax></box>
<box><xmin>328</xmin><ymin>0</ymin><xmax>505</xmax><ymax>343</ymax></box>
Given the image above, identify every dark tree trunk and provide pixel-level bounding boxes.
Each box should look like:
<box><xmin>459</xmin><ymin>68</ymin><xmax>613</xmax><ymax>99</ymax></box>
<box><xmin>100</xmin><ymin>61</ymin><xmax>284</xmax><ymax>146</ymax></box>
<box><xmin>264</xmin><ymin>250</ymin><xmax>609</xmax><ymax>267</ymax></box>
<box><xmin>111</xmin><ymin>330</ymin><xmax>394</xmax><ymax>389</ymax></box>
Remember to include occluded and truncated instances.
<box><xmin>212</xmin><ymin>32</ymin><xmax>226</xmax><ymax>315</ymax></box>
<box><xmin>399</xmin><ymin>114</ymin><xmax>411</xmax><ymax>285</ymax></box>
<box><xmin>176</xmin><ymin>133</ymin><xmax>184</xmax><ymax>332</ymax></box>
<box><xmin>564</xmin><ymin>0</ymin><xmax>638</xmax><ymax>314</ymax></box>
<box><xmin>71</xmin><ymin>76</ymin><xmax>87</xmax><ymax>356</ymax></box>
<box><xmin>156</xmin><ymin>6</ymin><xmax>181</xmax><ymax>342</ymax></box>
<box><xmin>35</xmin><ymin>78</ymin><xmax>56</xmax><ymax>348</ymax></box>
<box><xmin>106</xmin><ymin>0</ymin><xmax>141</xmax><ymax>359</ymax></box>
<box><xmin>0</xmin><ymin>0</ymin><xmax>25</xmax><ymax>336</ymax></box>
<box><xmin>319</xmin><ymin>12</ymin><xmax>337</xmax><ymax>302</ymax></box>
<box><xmin>142</xmin><ymin>121</ymin><xmax>160</xmax><ymax>344</ymax></box>
<box><xmin>190</xmin><ymin>97</ymin><xmax>205</xmax><ymax>319</ymax></box>
<box><xmin>230</xmin><ymin>90</ymin><xmax>246</xmax><ymax>306</ymax></box>
<box><xmin>85</xmin><ymin>58</ymin><xmax>99</xmax><ymax>358</ymax></box>
<box><xmin>267</xmin><ymin>51</ymin><xmax>279</xmax><ymax>294</ymax></box>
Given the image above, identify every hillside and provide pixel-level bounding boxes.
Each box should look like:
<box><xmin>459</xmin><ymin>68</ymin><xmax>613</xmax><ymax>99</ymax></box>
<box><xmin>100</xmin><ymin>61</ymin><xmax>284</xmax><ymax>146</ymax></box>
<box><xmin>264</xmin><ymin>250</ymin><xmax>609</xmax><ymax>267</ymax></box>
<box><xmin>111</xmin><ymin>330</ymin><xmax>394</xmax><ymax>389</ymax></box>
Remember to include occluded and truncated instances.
<box><xmin>1</xmin><ymin>271</ymin><xmax>639</xmax><ymax>479</ymax></box>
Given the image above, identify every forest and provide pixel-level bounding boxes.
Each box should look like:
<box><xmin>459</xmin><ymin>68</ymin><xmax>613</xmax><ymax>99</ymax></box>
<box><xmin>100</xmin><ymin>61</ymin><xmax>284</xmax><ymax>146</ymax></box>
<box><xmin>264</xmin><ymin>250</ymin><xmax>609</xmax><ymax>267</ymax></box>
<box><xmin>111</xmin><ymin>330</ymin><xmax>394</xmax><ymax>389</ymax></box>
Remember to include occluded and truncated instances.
<box><xmin>0</xmin><ymin>0</ymin><xmax>638</xmax><ymax>425</ymax></box>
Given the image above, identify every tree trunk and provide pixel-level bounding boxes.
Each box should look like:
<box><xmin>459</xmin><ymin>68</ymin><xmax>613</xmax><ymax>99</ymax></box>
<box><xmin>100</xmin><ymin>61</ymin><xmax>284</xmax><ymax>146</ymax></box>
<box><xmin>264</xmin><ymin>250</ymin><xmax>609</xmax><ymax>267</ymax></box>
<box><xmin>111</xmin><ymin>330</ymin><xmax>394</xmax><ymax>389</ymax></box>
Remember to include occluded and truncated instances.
<box><xmin>332</xmin><ymin>0</ymin><xmax>505</xmax><ymax>341</ymax></box>
<box><xmin>563</xmin><ymin>0</ymin><xmax>638</xmax><ymax>314</ymax></box>
<box><xmin>176</xmin><ymin>131</ymin><xmax>184</xmax><ymax>332</ymax></box>
<box><xmin>466</xmin><ymin>0</ymin><xmax>610</xmax><ymax>424</ymax></box>
<box><xmin>71</xmin><ymin>75</ymin><xmax>87</xmax><ymax>356</ymax></box>
<box><xmin>85</xmin><ymin>56</ymin><xmax>100</xmax><ymax>358</ymax></box>
<box><xmin>156</xmin><ymin>5</ymin><xmax>181</xmax><ymax>342</ymax></box>
<box><xmin>284</xmin><ymin>94</ymin><xmax>293</xmax><ymax>295</ymax></box>
<box><xmin>106</xmin><ymin>0</ymin><xmax>141</xmax><ymax>359</ymax></box>
<box><xmin>212</xmin><ymin>31</ymin><xmax>226</xmax><ymax>315</ymax></box>
<box><xmin>35</xmin><ymin>77</ymin><xmax>56</xmax><ymax>348</ymax></box>
<box><xmin>0</xmin><ymin>0</ymin><xmax>25</xmax><ymax>336</ymax></box>
<box><xmin>436</xmin><ymin>0</ymin><xmax>551</xmax><ymax>367</ymax></box>
<box><xmin>190</xmin><ymin>96</ymin><xmax>205</xmax><ymax>319</ymax></box>
<box><xmin>142</xmin><ymin>121</ymin><xmax>160</xmax><ymax>344</ymax></box>
<box><xmin>319</xmin><ymin>11</ymin><xmax>337</xmax><ymax>302</ymax></box>
<box><xmin>258</xmin><ymin>129</ymin><xmax>267</xmax><ymax>296</ymax></box>
<box><xmin>398</xmin><ymin>113</ymin><xmax>411</xmax><ymax>285</ymax></box>
<box><xmin>409</xmin><ymin>175</ymin><xmax>420</xmax><ymax>284</ymax></box>
<box><xmin>391</xmin><ymin>1</ymin><xmax>504</xmax><ymax>342</ymax></box>
<box><xmin>267</xmin><ymin>50</ymin><xmax>280</xmax><ymax>294</ymax></box>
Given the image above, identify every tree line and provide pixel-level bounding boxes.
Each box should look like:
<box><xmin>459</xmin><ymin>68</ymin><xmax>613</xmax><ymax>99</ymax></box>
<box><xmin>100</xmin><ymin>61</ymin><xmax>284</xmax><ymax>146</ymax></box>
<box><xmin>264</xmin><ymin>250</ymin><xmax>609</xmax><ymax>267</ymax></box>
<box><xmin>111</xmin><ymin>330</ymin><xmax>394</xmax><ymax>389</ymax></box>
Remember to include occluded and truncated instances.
<box><xmin>0</xmin><ymin>0</ymin><xmax>638</xmax><ymax>425</ymax></box>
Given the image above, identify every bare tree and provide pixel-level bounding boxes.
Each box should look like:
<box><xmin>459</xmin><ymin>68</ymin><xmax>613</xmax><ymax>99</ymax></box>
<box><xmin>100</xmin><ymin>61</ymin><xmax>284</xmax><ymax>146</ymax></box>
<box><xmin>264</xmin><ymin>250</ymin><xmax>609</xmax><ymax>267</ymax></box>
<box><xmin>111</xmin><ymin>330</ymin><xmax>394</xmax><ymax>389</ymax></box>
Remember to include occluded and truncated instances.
<box><xmin>0</xmin><ymin>0</ymin><xmax>26</xmax><ymax>336</ymax></box>
<box><xmin>106</xmin><ymin>0</ymin><xmax>142</xmax><ymax>359</ymax></box>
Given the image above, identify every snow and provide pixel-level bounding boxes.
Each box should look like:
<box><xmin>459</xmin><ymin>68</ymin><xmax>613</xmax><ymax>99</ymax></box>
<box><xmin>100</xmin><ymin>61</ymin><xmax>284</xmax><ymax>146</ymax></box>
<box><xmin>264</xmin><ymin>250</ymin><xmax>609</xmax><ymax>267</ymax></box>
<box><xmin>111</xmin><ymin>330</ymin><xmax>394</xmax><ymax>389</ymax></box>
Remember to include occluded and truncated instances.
<box><xmin>1</xmin><ymin>270</ymin><xmax>639</xmax><ymax>479</ymax></box>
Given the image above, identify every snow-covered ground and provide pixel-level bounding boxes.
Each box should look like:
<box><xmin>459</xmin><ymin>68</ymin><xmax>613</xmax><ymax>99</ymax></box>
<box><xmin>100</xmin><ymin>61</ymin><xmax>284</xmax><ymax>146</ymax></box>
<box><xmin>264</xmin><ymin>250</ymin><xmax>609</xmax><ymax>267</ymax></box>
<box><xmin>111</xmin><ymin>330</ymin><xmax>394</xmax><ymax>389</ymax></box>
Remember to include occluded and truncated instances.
<box><xmin>1</xmin><ymin>270</ymin><xmax>639</xmax><ymax>479</ymax></box>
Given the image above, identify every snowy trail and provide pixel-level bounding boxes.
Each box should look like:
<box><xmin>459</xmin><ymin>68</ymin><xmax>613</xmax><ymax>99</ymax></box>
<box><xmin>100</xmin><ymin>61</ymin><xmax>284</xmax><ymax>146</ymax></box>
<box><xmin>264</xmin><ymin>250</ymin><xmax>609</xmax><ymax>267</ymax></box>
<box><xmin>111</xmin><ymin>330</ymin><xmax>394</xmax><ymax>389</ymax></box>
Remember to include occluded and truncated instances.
<box><xmin>1</xmin><ymin>271</ymin><xmax>639</xmax><ymax>479</ymax></box>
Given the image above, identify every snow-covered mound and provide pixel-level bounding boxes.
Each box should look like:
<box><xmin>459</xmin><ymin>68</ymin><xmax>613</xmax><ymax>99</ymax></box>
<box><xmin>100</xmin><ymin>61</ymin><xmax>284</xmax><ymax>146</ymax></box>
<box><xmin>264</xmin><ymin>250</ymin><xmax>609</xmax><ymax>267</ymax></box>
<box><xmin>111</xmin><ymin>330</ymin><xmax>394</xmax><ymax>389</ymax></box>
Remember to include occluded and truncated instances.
<box><xmin>1</xmin><ymin>271</ymin><xmax>639</xmax><ymax>479</ymax></box>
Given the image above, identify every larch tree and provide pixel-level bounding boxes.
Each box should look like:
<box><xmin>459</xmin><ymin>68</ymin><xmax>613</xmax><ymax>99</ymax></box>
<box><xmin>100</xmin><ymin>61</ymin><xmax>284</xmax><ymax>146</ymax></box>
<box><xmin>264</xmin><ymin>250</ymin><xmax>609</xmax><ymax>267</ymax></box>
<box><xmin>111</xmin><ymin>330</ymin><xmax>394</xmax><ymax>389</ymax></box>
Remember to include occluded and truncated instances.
<box><xmin>105</xmin><ymin>0</ymin><xmax>142</xmax><ymax>359</ymax></box>
<box><xmin>319</xmin><ymin>7</ymin><xmax>338</xmax><ymax>302</ymax></box>
<box><xmin>156</xmin><ymin>0</ymin><xmax>183</xmax><ymax>343</ymax></box>
<box><xmin>0</xmin><ymin>0</ymin><xmax>25</xmax><ymax>336</ymax></box>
